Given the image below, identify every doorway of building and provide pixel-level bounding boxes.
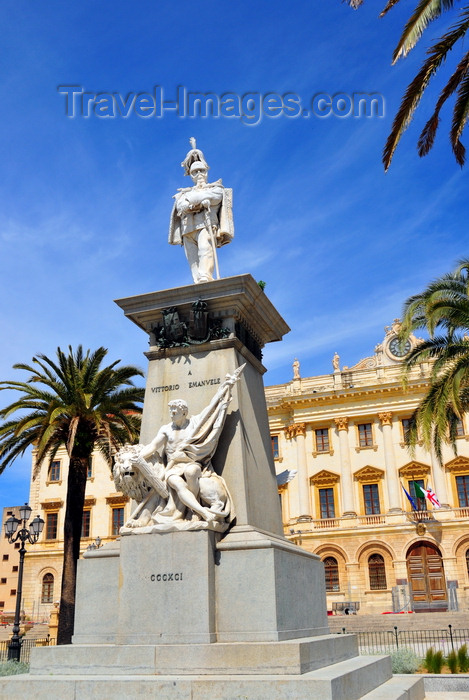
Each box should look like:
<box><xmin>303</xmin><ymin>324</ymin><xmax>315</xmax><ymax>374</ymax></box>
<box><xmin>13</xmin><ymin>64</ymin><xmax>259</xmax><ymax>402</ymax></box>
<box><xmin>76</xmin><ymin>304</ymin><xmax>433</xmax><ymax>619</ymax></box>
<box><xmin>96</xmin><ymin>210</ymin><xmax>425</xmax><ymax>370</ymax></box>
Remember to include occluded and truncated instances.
<box><xmin>406</xmin><ymin>542</ymin><xmax>448</xmax><ymax>612</ymax></box>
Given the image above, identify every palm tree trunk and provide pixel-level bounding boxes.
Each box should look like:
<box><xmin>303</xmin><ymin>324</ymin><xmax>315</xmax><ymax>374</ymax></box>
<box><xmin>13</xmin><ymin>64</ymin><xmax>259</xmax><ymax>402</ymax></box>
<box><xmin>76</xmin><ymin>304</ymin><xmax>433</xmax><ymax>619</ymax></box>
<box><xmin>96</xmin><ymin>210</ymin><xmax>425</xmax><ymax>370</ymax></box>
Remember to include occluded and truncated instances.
<box><xmin>57</xmin><ymin>454</ymin><xmax>89</xmax><ymax>645</ymax></box>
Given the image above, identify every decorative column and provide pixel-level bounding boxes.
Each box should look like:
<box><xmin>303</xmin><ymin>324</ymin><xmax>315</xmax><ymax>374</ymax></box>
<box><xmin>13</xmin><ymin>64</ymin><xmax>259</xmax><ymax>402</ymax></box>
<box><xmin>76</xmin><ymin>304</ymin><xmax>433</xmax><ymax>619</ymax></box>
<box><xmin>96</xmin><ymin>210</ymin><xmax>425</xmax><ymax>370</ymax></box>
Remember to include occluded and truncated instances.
<box><xmin>430</xmin><ymin>449</ymin><xmax>450</xmax><ymax>508</ymax></box>
<box><xmin>378</xmin><ymin>412</ymin><xmax>401</xmax><ymax>513</ymax></box>
<box><xmin>285</xmin><ymin>423</ymin><xmax>310</xmax><ymax>521</ymax></box>
<box><xmin>345</xmin><ymin>562</ymin><xmax>361</xmax><ymax>604</ymax></box>
<box><xmin>334</xmin><ymin>417</ymin><xmax>356</xmax><ymax>517</ymax></box>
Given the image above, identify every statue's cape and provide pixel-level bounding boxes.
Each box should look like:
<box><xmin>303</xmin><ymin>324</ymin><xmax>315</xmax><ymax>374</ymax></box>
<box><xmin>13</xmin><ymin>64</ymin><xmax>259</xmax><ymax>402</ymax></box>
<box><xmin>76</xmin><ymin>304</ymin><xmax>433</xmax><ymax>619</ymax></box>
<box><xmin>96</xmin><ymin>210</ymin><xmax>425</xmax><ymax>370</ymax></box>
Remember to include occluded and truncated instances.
<box><xmin>154</xmin><ymin>382</ymin><xmax>236</xmax><ymax>524</ymax></box>
<box><xmin>168</xmin><ymin>186</ymin><xmax>234</xmax><ymax>247</ymax></box>
<box><xmin>178</xmin><ymin>385</ymin><xmax>232</xmax><ymax>464</ymax></box>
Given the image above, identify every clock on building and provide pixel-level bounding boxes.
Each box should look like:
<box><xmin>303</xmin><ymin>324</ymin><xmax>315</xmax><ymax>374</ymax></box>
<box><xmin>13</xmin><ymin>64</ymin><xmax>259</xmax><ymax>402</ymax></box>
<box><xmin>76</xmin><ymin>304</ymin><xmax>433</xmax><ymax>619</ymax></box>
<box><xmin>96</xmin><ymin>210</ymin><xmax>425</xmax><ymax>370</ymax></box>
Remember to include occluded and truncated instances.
<box><xmin>388</xmin><ymin>336</ymin><xmax>412</xmax><ymax>359</ymax></box>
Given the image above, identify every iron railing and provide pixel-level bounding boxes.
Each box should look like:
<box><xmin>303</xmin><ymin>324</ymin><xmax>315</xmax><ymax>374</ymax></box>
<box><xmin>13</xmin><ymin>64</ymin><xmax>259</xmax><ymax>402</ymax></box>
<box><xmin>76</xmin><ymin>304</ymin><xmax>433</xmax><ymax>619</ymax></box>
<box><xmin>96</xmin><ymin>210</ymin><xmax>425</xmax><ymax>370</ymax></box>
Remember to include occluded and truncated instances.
<box><xmin>0</xmin><ymin>635</ymin><xmax>54</xmax><ymax>664</ymax></box>
<box><xmin>338</xmin><ymin>624</ymin><xmax>469</xmax><ymax>657</ymax></box>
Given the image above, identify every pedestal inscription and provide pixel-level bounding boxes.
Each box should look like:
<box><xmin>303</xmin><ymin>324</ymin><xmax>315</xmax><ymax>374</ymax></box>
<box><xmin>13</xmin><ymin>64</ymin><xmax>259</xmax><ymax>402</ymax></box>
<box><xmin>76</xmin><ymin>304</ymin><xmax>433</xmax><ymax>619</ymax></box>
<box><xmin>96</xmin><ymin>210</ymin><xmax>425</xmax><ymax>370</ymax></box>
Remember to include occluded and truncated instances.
<box><xmin>117</xmin><ymin>531</ymin><xmax>217</xmax><ymax>645</ymax></box>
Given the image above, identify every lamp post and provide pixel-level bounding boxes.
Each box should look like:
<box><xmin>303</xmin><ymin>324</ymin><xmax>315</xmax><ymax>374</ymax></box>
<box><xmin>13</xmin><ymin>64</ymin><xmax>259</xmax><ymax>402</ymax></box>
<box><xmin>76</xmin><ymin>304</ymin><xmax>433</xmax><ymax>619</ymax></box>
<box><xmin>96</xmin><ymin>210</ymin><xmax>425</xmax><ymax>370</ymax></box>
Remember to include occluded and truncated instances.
<box><xmin>4</xmin><ymin>503</ymin><xmax>44</xmax><ymax>661</ymax></box>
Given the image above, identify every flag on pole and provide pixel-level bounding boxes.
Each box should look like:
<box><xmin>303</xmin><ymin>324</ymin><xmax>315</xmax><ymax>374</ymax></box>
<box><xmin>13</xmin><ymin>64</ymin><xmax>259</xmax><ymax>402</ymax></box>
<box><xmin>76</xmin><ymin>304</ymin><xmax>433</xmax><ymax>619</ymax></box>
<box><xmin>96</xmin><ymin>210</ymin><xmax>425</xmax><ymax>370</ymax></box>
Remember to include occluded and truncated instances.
<box><xmin>413</xmin><ymin>480</ymin><xmax>442</xmax><ymax>508</ymax></box>
<box><xmin>401</xmin><ymin>483</ymin><xmax>417</xmax><ymax>511</ymax></box>
<box><xmin>424</xmin><ymin>485</ymin><xmax>442</xmax><ymax>509</ymax></box>
<box><xmin>413</xmin><ymin>481</ymin><xmax>427</xmax><ymax>501</ymax></box>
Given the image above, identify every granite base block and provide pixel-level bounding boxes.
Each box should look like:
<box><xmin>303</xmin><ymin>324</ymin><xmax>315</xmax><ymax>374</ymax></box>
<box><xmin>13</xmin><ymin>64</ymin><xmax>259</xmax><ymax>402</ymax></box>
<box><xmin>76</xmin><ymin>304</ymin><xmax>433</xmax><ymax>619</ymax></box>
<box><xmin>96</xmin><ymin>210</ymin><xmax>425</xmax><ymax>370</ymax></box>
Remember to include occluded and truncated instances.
<box><xmin>30</xmin><ymin>634</ymin><xmax>358</xmax><ymax>676</ymax></box>
<box><xmin>0</xmin><ymin>654</ymin><xmax>414</xmax><ymax>700</ymax></box>
<box><xmin>116</xmin><ymin>530</ymin><xmax>217</xmax><ymax>645</ymax></box>
<box><xmin>216</xmin><ymin>526</ymin><xmax>329</xmax><ymax>642</ymax></box>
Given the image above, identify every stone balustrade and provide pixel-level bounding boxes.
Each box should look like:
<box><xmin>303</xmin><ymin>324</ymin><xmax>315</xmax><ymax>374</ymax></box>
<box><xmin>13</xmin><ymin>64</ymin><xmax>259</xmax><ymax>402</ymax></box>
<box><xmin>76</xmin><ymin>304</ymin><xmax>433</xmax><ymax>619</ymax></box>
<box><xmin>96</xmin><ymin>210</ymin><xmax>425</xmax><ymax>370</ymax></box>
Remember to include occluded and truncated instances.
<box><xmin>289</xmin><ymin>506</ymin><xmax>469</xmax><ymax>533</ymax></box>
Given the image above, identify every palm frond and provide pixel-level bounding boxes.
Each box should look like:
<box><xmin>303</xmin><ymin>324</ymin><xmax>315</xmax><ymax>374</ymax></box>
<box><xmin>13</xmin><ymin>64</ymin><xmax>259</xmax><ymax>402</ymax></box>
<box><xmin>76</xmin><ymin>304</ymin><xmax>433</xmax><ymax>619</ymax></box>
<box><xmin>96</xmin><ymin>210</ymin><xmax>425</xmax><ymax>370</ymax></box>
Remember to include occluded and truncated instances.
<box><xmin>400</xmin><ymin>259</ymin><xmax>469</xmax><ymax>463</ymax></box>
<box><xmin>450</xmin><ymin>65</ymin><xmax>469</xmax><ymax>164</ymax></box>
<box><xmin>346</xmin><ymin>0</ymin><xmax>365</xmax><ymax>8</ymax></box>
<box><xmin>383</xmin><ymin>7</ymin><xmax>469</xmax><ymax>169</ymax></box>
<box><xmin>392</xmin><ymin>0</ymin><xmax>455</xmax><ymax>64</ymax></box>
<box><xmin>380</xmin><ymin>0</ymin><xmax>406</xmax><ymax>17</ymax></box>
<box><xmin>418</xmin><ymin>51</ymin><xmax>469</xmax><ymax>155</ymax></box>
<box><xmin>0</xmin><ymin>345</ymin><xmax>143</xmax><ymax>473</ymax></box>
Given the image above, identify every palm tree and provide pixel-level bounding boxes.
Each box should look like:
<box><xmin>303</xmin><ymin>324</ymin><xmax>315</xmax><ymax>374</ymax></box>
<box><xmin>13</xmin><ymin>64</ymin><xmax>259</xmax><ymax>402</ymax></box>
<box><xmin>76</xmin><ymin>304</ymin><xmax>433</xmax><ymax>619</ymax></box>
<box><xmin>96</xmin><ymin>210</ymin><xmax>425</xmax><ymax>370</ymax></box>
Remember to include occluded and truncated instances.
<box><xmin>347</xmin><ymin>1</ymin><xmax>469</xmax><ymax>169</ymax></box>
<box><xmin>399</xmin><ymin>259</ymin><xmax>469</xmax><ymax>463</ymax></box>
<box><xmin>0</xmin><ymin>346</ymin><xmax>144</xmax><ymax>644</ymax></box>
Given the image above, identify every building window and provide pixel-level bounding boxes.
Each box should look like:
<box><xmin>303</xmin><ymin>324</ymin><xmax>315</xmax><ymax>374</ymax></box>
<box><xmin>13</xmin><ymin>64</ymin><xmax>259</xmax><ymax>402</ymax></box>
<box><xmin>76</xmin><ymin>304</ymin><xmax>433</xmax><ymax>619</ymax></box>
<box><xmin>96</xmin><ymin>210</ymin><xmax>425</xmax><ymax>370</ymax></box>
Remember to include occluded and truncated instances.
<box><xmin>14</xmin><ymin>543</ymin><xmax>20</xmax><ymax>549</ymax></box>
<box><xmin>41</xmin><ymin>573</ymin><xmax>54</xmax><ymax>604</ymax></box>
<box><xmin>315</xmin><ymin>429</ymin><xmax>330</xmax><ymax>453</ymax></box>
<box><xmin>368</xmin><ymin>554</ymin><xmax>387</xmax><ymax>590</ymax></box>
<box><xmin>324</xmin><ymin>557</ymin><xmax>339</xmax><ymax>592</ymax></box>
<box><xmin>0</xmin><ymin>601</ymin><xmax>4</xmax><ymax>608</ymax></box>
<box><xmin>81</xmin><ymin>510</ymin><xmax>91</xmax><ymax>538</ymax></box>
<box><xmin>112</xmin><ymin>507</ymin><xmax>124</xmax><ymax>536</ymax></box>
<box><xmin>466</xmin><ymin>549</ymin><xmax>469</xmax><ymax>578</ymax></box>
<box><xmin>2</xmin><ymin>555</ymin><xmax>8</xmax><ymax>561</ymax></box>
<box><xmin>409</xmin><ymin>480</ymin><xmax>426</xmax><ymax>511</ymax></box>
<box><xmin>46</xmin><ymin>513</ymin><xmax>58</xmax><ymax>540</ymax></box>
<box><xmin>363</xmin><ymin>484</ymin><xmax>380</xmax><ymax>515</ymax></box>
<box><xmin>456</xmin><ymin>475</ymin><xmax>469</xmax><ymax>507</ymax></box>
<box><xmin>401</xmin><ymin>418</ymin><xmax>411</xmax><ymax>432</ymax></box>
<box><xmin>87</xmin><ymin>458</ymin><xmax>93</xmax><ymax>479</ymax></box>
<box><xmin>358</xmin><ymin>423</ymin><xmax>373</xmax><ymax>447</ymax></box>
<box><xmin>271</xmin><ymin>436</ymin><xmax>279</xmax><ymax>459</ymax></box>
<box><xmin>456</xmin><ymin>420</ymin><xmax>465</xmax><ymax>437</ymax></box>
<box><xmin>12</xmin><ymin>566</ymin><xmax>18</xmax><ymax>573</ymax></box>
<box><xmin>0</xmin><ymin>578</ymin><xmax>6</xmax><ymax>584</ymax></box>
<box><xmin>10</xmin><ymin>589</ymin><xmax>16</xmax><ymax>596</ymax></box>
<box><xmin>49</xmin><ymin>460</ymin><xmax>61</xmax><ymax>482</ymax></box>
<box><xmin>319</xmin><ymin>488</ymin><xmax>335</xmax><ymax>519</ymax></box>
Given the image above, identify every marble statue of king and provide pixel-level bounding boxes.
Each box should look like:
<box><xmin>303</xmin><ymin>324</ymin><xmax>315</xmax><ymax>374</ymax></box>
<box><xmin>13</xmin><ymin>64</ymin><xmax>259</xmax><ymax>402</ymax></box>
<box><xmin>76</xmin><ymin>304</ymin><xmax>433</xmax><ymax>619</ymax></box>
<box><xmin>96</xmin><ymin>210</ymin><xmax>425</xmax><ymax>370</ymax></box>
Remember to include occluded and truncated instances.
<box><xmin>168</xmin><ymin>138</ymin><xmax>234</xmax><ymax>283</ymax></box>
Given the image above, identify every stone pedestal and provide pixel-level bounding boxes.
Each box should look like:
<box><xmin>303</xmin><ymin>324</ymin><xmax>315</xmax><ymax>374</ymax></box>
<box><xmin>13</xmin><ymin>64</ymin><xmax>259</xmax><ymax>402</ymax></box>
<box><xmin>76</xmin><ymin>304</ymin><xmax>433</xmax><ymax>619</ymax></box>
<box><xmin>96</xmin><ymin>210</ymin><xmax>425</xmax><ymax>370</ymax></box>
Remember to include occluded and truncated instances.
<box><xmin>73</xmin><ymin>526</ymin><xmax>328</xmax><ymax>647</ymax></box>
<box><xmin>117</xmin><ymin>531</ymin><xmax>217</xmax><ymax>644</ymax></box>
<box><xmin>115</xmin><ymin>274</ymin><xmax>288</xmax><ymax>536</ymax></box>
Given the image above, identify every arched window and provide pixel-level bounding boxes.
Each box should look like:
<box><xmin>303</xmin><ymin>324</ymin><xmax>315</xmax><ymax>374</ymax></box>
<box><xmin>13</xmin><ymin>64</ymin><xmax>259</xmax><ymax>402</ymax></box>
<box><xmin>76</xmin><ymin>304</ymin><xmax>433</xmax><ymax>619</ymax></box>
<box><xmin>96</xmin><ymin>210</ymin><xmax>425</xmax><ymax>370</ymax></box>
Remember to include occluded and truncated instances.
<box><xmin>324</xmin><ymin>556</ymin><xmax>339</xmax><ymax>592</ymax></box>
<box><xmin>465</xmin><ymin>549</ymin><xmax>469</xmax><ymax>578</ymax></box>
<box><xmin>41</xmin><ymin>573</ymin><xmax>54</xmax><ymax>604</ymax></box>
<box><xmin>368</xmin><ymin>554</ymin><xmax>387</xmax><ymax>590</ymax></box>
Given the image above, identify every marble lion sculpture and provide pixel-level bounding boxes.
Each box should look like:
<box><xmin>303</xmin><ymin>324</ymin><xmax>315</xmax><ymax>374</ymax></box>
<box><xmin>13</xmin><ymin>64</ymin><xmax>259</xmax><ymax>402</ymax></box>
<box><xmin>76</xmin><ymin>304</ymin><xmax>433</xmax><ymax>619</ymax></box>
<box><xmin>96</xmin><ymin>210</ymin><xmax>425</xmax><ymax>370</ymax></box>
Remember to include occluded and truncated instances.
<box><xmin>113</xmin><ymin>443</ymin><xmax>232</xmax><ymax>532</ymax></box>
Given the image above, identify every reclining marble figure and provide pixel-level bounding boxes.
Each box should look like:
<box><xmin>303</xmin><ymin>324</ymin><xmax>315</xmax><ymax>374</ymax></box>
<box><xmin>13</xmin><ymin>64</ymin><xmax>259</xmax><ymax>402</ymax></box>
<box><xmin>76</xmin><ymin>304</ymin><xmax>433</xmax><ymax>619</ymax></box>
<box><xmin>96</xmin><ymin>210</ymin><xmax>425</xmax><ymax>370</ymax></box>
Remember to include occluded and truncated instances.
<box><xmin>113</xmin><ymin>365</ymin><xmax>244</xmax><ymax>533</ymax></box>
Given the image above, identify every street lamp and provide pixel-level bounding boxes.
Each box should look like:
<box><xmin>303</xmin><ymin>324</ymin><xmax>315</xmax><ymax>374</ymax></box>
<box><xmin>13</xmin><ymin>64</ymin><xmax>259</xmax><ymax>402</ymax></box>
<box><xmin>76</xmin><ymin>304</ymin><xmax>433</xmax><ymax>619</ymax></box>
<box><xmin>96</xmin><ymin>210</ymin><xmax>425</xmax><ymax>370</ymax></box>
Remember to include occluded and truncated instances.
<box><xmin>4</xmin><ymin>503</ymin><xmax>44</xmax><ymax>661</ymax></box>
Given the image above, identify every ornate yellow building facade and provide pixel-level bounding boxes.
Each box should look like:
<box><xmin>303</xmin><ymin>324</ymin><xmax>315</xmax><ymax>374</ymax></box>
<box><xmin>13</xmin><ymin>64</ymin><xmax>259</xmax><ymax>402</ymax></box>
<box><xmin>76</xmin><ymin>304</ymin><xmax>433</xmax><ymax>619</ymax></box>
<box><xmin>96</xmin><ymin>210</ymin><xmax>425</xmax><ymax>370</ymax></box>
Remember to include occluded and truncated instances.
<box><xmin>20</xmin><ymin>448</ymin><xmax>130</xmax><ymax>621</ymax></box>
<box><xmin>15</xmin><ymin>320</ymin><xmax>469</xmax><ymax>618</ymax></box>
<box><xmin>266</xmin><ymin>322</ymin><xmax>469</xmax><ymax>614</ymax></box>
<box><xmin>0</xmin><ymin>506</ymin><xmax>22</xmax><ymax>616</ymax></box>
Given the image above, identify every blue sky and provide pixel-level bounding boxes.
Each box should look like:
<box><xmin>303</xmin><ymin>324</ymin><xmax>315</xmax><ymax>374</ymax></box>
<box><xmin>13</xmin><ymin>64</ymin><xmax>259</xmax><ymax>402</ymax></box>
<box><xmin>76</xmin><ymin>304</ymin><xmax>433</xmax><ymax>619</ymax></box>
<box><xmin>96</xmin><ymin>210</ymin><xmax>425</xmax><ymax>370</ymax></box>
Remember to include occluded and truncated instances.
<box><xmin>1</xmin><ymin>0</ymin><xmax>467</xmax><ymax>512</ymax></box>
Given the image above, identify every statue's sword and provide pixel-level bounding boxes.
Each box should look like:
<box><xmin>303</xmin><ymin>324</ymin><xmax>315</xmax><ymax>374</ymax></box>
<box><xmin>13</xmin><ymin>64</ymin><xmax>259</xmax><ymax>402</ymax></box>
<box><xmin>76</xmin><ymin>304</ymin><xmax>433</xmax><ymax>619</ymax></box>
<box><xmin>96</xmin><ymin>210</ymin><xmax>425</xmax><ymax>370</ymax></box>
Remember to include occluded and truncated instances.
<box><xmin>204</xmin><ymin>202</ymin><xmax>221</xmax><ymax>280</ymax></box>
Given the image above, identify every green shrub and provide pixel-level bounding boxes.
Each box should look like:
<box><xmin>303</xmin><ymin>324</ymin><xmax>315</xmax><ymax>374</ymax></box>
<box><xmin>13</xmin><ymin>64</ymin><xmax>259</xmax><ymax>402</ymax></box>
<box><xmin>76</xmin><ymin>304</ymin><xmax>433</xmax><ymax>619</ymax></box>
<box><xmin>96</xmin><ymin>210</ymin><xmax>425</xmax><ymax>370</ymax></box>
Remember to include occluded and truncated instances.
<box><xmin>390</xmin><ymin>647</ymin><xmax>420</xmax><ymax>674</ymax></box>
<box><xmin>447</xmin><ymin>650</ymin><xmax>458</xmax><ymax>674</ymax></box>
<box><xmin>458</xmin><ymin>644</ymin><xmax>469</xmax><ymax>673</ymax></box>
<box><xmin>433</xmin><ymin>650</ymin><xmax>444</xmax><ymax>674</ymax></box>
<box><xmin>424</xmin><ymin>647</ymin><xmax>435</xmax><ymax>673</ymax></box>
<box><xmin>0</xmin><ymin>660</ymin><xmax>29</xmax><ymax>676</ymax></box>
<box><xmin>425</xmin><ymin>648</ymin><xmax>444</xmax><ymax>674</ymax></box>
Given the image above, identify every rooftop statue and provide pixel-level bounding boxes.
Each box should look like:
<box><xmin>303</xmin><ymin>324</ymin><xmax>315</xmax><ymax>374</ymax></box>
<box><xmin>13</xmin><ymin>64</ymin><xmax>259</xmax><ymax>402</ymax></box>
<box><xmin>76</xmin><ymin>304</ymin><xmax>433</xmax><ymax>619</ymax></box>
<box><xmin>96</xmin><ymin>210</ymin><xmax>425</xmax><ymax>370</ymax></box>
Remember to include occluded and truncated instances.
<box><xmin>113</xmin><ymin>364</ymin><xmax>245</xmax><ymax>533</ymax></box>
<box><xmin>168</xmin><ymin>138</ymin><xmax>234</xmax><ymax>284</ymax></box>
<box><xmin>292</xmin><ymin>358</ymin><xmax>300</xmax><ymax>380</ymax></box>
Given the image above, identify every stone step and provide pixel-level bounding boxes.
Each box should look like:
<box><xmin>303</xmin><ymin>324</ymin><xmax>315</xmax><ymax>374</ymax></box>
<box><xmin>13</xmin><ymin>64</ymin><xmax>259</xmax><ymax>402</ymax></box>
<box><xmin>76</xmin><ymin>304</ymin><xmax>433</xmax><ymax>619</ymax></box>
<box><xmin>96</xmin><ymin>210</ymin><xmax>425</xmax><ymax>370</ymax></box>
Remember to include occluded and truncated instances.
<box><xmin>328</xmin><ymin>612</ymin><xmax>469</xmax><ymax>633</ymax></box>
<box><xmin>30</xmin><ymin>634</ymin><xmax>359</xmax><ymax>676</ymax></box>
<box><xmin>361</xmin><ymin>675</ymin><xmax>425</xmax><ymax>700</ymax></box>
<box><xmin>0</xmin><ymin>655</ymin><xmax>399</xmax><ymax>700</ymax></box>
